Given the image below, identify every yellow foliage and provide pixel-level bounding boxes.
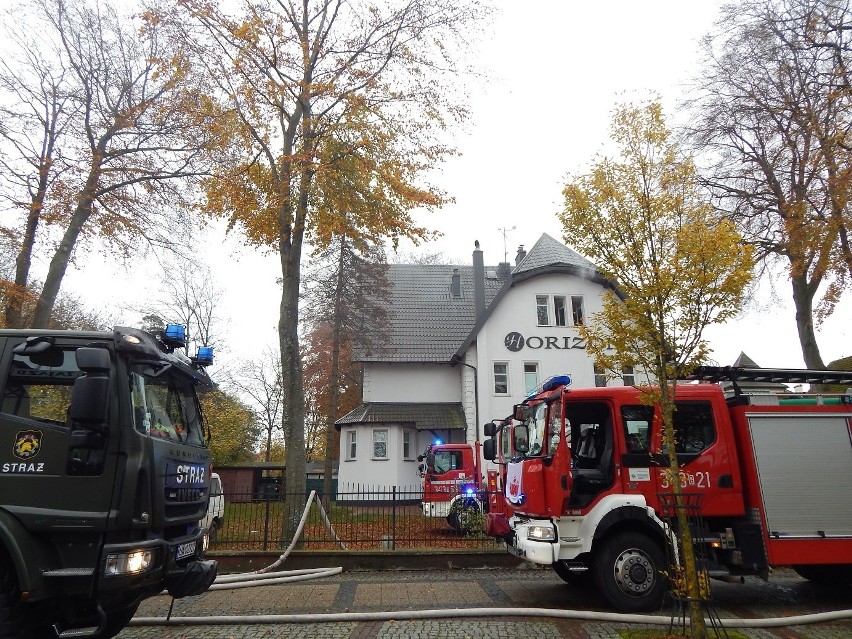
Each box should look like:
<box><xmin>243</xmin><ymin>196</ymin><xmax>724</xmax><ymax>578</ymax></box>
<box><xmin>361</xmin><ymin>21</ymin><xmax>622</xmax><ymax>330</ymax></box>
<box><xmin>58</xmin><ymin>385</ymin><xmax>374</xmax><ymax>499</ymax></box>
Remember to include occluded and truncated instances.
<box><xmin>560</xmin><ymin>100</ymin><xmax>754</xmax><ymax>382</ymax></box>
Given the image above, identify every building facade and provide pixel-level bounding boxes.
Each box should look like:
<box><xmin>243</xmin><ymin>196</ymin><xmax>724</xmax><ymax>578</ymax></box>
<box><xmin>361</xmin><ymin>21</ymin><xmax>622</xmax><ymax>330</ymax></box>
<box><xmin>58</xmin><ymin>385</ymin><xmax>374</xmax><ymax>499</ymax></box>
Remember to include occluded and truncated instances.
<box><xmin>335</xmin><ymin>233</ymin><xmax>640</xmax><ymax>491</ymax></box>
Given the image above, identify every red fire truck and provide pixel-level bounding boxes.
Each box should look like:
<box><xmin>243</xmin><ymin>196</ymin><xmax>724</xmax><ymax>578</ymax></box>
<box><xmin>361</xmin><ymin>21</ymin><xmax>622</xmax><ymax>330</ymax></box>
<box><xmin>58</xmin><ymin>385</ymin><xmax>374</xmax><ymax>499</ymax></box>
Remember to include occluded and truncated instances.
<box><xmin>419</xmin><ymin>420</ymin><xmax>516</xmax><ymax>531</ymax></box>
<box><xmin>483</xmin><ymin>368</ymin><xmax>852</xmax><ymax>612</ymax></box>
<box><xmin>418</xmin><ymin>442</ymin><xmax>480</xmax><ymax>530</ymax></box>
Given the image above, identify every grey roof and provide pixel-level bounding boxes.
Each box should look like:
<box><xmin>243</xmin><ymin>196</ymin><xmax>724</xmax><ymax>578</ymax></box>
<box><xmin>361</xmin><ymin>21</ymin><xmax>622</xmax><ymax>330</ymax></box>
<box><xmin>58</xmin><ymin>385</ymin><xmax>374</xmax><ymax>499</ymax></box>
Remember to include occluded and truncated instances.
<box><xmin>514</xmin><ymin>233</ymin><xmax>598</xmax><ymax>274</ymax></box>
<box><xmin>335</xmin><ymin>403</ymin><xmax>467</xmax><ymax>430</ymax></box>
<box><xmin>356</xmin><ymin>233</ymin><xmax>616</xmax><ymax>364</ymax></box>
<box><xmin>355</xmin><ymin>263</ymin><xmax>507</xmax><ymax>362</ymax></box>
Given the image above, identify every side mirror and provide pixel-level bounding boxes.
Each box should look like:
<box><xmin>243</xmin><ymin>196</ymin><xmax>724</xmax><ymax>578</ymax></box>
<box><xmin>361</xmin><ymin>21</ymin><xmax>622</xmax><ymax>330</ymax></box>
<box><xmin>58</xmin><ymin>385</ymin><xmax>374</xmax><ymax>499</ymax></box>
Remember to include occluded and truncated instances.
<box><xmin>514</xmin><ymin>424</ymin><xmax>530</xmax><ymax>454</ymax></box>
<box><xmin>69</xmin><ymin>348</ymin><xmax>111</xmax><ymax>431</ymax></box>
<box><xmin>483</xmin><ymin>438</ymin><xmax>497</xmax><ymax>461</ymax></box>
<box><xmin>483</xmin><ymin>422</ymin><xmax>497</xmax><ymax>437</ymax></box>
<box><xmin>514</xmin><ymin>404</ymin><xmax>526</xmax><ymax>421</ymax></box>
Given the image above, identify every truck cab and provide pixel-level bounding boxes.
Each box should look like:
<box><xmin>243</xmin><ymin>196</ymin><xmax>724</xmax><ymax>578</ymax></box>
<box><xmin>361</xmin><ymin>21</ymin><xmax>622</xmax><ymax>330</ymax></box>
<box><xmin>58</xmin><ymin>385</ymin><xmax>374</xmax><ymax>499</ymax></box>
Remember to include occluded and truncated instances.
<box><xmin>0</xmin><ymin>326</ymin><xmax>217</xmax><ymax>638</ymax></box>
<box><xmin>418</xmin><ymin>442</ymin><xmax>477</xmax><ymax>520</ymax></box>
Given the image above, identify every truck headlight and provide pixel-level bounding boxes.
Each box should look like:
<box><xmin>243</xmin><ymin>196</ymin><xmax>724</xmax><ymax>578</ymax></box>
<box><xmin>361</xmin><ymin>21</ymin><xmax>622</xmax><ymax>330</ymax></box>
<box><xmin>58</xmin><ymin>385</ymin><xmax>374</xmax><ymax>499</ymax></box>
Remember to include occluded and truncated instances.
<box><xmin>104</xmin><ymin>549</ymin><xmax>155</xmax><ymax>576</ymax></box>
<box><xmin>527</xmin><ymin>525</ymin><xmax>556</xmax><ymax>541</ymax></box>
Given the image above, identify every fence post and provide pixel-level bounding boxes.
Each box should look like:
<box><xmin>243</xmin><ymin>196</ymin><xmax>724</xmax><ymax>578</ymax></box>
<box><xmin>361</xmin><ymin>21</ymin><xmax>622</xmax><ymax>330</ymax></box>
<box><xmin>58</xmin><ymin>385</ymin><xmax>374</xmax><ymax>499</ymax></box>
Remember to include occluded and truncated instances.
<box><xmin>392</xmin><ymin>485</ymin><xmax>397</xmax><ymax>550</ymax></box>
<box><xmin>262</xmin><ymin>498</ymin><xmax>271</xmax><ymax>552</ymax></box>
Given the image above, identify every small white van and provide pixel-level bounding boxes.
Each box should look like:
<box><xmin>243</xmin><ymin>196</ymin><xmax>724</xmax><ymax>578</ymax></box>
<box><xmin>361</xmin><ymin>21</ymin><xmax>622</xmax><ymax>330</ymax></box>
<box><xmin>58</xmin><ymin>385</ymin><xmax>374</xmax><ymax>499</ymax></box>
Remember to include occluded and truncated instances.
<box><xmin>201</xmin><ymin>472</ymin><xmax>224</xmax><ymax>549</ymax></box>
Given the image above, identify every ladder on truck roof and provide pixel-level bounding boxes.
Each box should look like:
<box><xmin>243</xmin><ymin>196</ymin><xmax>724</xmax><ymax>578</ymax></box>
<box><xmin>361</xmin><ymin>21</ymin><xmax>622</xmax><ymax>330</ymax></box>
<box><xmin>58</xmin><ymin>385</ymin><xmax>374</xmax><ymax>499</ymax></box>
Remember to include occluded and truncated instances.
<box><xmin>686</xmin><ymin>366</ymin><xmax>852</xmax><ymax>386</ymax></box>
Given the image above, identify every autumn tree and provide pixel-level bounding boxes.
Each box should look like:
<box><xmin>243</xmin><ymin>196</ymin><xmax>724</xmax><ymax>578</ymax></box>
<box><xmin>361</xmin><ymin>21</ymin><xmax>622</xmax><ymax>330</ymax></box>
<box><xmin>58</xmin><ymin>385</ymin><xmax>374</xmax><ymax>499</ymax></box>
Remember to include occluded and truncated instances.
<box><xmin>561</xmin><ymin>101</ymin><xmax>753</xmax><ymax>635</ymax></box>
<box><xmin>0</xmin><ymin>0</ymin><xmax>220</xmax><ymax>329</ymax></box>
<box><xmin>199</xmin><ymin>387</ymin><xmax>259</xmax><ymax>465</ymax></box>
<box><xmin>167</xmin><ymin>0</ymin><xmax>486</xmax><ymax>512</ymax></box>
<box><xmin>226</xmin><ymin>348</ymin><xmax>285</xmax><ymax>464</ymax></box>
<box><xmin>302</xmin><ymin>233</ymin><xmax>388</xmax><ymax>495</ymax></box>
<box><xmin>688</xmin><ymin>0</ymin><xmax>852</xmax><ymax>368</ymax></box>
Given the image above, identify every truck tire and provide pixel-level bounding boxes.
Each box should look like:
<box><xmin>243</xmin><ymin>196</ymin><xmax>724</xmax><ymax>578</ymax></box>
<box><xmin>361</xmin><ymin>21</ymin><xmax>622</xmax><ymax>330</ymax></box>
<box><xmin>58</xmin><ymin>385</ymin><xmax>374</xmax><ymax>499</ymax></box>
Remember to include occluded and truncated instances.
<box><xmin>593</xmin><ymin>531</ymin><xmax>667</xmax><ymax>612</ymax></box>
<box><xmin>0</xmin><ymin>553</ymin><xmax>24</xmax><ymax>639</ymax></box>
<box><xmin>552</xmin><ymin>561</ymin><xmax>593</xmax><ymax>586</ymax></box>
<box><xmin>793</xmin><ymin>564</ymin><xmax>852</xmax><ymax>588</ymax></box>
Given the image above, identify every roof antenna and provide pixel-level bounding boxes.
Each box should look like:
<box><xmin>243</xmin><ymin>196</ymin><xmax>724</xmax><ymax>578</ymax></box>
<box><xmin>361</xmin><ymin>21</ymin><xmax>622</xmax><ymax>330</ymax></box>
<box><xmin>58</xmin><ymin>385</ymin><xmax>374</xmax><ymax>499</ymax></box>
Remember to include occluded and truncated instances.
<box><xmin>498</xmin><ymin>226</ymin><xmax>516</xmax><ymax>263</ymax></box>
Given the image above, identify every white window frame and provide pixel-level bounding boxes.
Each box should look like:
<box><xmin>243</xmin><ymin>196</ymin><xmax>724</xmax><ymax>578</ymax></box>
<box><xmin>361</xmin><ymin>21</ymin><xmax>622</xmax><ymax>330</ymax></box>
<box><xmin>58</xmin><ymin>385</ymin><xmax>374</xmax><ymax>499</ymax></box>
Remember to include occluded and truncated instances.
<box><xmin>524</xmin><ymin>362</ymin><xmax>540</xmax><ymax>395</ymax></box>
<box><xmin>622</xmin><ymin>366</ymin><xmax>635</xmax><ymax>387</ymax></box>
<box><xmin>493</xmin><ymin>361</ymin><xmax>509</xmax><ymax>395</ymax></box>
<box><xmin>571</xmin><ymin>296</ymin><xmax>585</xmax><ymax>326</ymax></box>
<box><xmin>594</xmin><ymin>364</ymin><xmax>607</xmax><ymax>388</ymax></box>
<box><xmin>553</xmin><ymin>295</ymin><xmax>568</xmax><ymax>327</ymax></box>
<box><xmin>402</xmin><ymin>430</ymin><xmax>415</xmax><ymax>461</ymax></box>
<box><xmin>346</xmin><ymin>429</ymin><xmax>357</xmax><ymax>460</ymax></box>
<box><xmin>372</xmin><ymin>428</ymin><xmax>389</xmax><ymax>460</ymax></box>
<box><xmin>535</xmin><ymin>295</ymin><xmax>550</xmax><ymax>326</ymax></box>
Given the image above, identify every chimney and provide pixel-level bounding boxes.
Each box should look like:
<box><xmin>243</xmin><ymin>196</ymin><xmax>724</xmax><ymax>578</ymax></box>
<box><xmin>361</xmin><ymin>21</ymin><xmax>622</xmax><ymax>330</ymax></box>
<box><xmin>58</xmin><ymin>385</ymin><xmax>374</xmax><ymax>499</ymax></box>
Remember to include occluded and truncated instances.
<box><xmin>473</xmin><ymin>241</ymin><xmax>485</xmax><ymax>318</ymax></box>
<box><xmin>497</xmin><ymin>262</ymin><xmax>511</xmax><ymax>277</ymax></box>
<box><xmin>451</xmin><ymin>269</ymin><xmax>461</xmax><ymax>297</ymax></box>
<box><xmin>515</xmin><ymin>245</ymin><xmax>527</xmax><ymax>265</ymax></box>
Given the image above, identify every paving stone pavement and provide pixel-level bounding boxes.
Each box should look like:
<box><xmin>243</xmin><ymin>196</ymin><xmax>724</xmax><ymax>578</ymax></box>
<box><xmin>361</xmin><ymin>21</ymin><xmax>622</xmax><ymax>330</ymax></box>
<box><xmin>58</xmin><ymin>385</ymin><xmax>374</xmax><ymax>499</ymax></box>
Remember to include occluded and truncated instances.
<box><xmin>115</xmin><ymin>566</ymin><xmax>852</xmax><ymax>639</ymax></box>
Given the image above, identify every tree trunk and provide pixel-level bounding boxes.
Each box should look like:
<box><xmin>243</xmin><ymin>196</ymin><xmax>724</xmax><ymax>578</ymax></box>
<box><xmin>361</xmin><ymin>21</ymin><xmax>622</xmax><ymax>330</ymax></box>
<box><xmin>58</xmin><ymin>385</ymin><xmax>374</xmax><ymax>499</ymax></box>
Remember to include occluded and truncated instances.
<box><xmin>31</xmin><ymin>200</ymin><xmax>93</xmax><ymax>328</ymax></box>
<box><xmin>31</xmin><ymin>137</ymin><xmax>107</xmax><ymax>329</ymax></box>
<box><xmin>5</xmin><ymin>206</ymin><xmax>40</xmax><ymax>329</ymax></box>
<box><xmin>790</xmin><ymin>271</ymin><xmax>825</xmax><ymax>369</ymax></box>
<box><xmin>659</xmin><ymin>373</ymin><xmax>707</xmax><ymax>639</ymax></box>
<box><xmin>323</xmin><ymin>235</ymin><xmax>346</xmax><ymax>503</ymax></box>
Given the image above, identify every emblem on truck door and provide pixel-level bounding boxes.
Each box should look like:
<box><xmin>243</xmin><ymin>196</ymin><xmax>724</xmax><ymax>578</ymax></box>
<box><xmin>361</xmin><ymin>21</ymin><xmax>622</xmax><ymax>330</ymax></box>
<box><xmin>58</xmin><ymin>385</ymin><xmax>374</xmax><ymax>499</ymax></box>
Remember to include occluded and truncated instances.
<box><xmin>13</xmin><ymin>430</ymin><xmax>42</xmax><ymax>459</ymax></box>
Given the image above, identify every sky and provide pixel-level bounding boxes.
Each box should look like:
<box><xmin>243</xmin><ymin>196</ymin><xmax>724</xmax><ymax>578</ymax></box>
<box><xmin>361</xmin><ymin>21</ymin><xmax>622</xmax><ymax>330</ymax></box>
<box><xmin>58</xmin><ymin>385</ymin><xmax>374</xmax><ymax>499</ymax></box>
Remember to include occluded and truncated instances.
<box><xmin>61</xmin><ymin>0</ymin><xmax>850</xmax><ymax>373</ymax></box>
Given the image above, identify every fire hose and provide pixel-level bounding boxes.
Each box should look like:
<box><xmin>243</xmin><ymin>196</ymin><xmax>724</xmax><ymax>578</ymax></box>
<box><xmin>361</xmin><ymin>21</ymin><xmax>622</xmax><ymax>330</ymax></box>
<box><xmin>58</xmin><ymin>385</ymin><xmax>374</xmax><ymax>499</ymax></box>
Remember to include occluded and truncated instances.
<box><xmin>133</xmin><ymin>491</ymin><xmax>852</xmax><ymax>629</ymax></box>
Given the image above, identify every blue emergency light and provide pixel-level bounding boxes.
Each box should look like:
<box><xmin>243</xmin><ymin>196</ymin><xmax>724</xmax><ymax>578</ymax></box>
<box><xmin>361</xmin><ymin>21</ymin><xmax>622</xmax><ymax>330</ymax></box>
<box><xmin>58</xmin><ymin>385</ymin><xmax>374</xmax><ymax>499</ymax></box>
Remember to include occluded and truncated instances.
<box><xmin>541</xmin><ymin>374</ymin><xmax>571</xmax><ymax>393</ymax></box>
<box><xmin>195</xmin><ymin>346</ymin><xmax>214</xmax><ymax>366</ymax></box>
<box><xmin>162</xmin><ymin>324</ymin><xmax>187</xmax><ymax>349</ymax></box>
<box><xmin>434</xmin><ymin>438</ymin><xmax>443</xmax><ymax>445</ymax></box>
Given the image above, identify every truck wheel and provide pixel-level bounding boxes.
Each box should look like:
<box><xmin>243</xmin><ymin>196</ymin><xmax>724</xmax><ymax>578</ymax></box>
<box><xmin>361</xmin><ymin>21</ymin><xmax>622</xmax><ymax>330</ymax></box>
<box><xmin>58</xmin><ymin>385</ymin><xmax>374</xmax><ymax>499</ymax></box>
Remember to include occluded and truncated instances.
<box><xmin>793</xmin><ymin>564</ymin><xmax>852</xmax><ymax>587</ymax></box>
<box><xmin>0</xmin><ymin>552</ymin><xmax>25</xmax><ymax>639</ymax></box>
<box><xmin>593</xmin><ymin>531</ymin><xmax>667</xmax><ymax>612</ymax></box>
<box><xmin>552</xmin><ymin>561</ymin><xmax>592</xmax><ymax>586</ymax></box>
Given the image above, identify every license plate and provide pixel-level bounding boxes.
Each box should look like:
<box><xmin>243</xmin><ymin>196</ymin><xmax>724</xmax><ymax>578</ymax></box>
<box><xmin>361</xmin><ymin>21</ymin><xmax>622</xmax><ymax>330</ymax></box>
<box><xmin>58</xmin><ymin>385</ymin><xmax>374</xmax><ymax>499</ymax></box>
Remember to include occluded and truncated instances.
<box><xmin>176</xmin><ymin>541</ymin><xmax>196</xmax><ymax>560</ymax></box>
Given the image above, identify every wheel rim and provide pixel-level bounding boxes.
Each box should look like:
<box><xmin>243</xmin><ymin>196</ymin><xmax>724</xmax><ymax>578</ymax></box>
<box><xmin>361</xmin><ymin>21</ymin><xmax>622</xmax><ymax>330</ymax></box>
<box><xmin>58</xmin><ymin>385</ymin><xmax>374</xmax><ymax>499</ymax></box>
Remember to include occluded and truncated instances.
<box><xmin>612</xmin><ymin>547</ymin><xmax>655</xmax><ymax>596</ymax></box>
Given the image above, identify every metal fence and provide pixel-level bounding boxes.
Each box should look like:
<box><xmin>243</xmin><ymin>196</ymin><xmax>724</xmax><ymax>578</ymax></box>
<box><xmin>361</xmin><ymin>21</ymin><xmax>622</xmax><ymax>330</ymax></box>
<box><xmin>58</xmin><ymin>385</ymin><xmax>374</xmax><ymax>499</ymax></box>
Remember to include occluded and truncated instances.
<box><xmin>210</xmin><ymin>483</ymin><xmax>502</xmax><ymax>551</ymax></box>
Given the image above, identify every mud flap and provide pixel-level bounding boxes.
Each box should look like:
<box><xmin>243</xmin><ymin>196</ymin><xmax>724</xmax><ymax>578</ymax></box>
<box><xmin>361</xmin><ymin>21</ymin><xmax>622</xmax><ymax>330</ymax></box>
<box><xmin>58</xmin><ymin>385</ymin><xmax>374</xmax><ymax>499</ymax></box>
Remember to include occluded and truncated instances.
<box><xmin>167</xmin><ymin>559</ymin><xmax>217</xmax><ymax>598</ymax></box>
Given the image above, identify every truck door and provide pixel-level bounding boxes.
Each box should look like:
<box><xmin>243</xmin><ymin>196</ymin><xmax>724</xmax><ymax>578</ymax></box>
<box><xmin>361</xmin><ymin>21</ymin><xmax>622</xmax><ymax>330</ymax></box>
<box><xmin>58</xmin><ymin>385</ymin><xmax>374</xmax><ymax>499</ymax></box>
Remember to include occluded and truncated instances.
<box><xmin>0</xmin><ymin>338</ymin><xmax>120</xmax><ymax>535</ymax></box>
<box><xmin>650</xmin><ymin>400</ymin><xmax>741</xmax><ymax>516</ymax></box>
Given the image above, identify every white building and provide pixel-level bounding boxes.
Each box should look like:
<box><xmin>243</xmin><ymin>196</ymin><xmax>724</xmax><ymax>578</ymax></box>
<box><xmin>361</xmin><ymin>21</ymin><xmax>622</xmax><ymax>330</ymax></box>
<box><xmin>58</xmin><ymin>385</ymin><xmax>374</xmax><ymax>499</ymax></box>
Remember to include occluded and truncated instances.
<box><xmin>335</xmin><ymin>233</ymin><xmax>637</xmax><ymax>491</ymax></box>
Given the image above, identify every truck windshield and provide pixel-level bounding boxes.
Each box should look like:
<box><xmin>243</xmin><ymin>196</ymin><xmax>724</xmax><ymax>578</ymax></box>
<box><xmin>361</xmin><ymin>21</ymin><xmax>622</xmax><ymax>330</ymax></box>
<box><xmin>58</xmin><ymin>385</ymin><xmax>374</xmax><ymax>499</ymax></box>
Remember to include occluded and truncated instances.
<box><xmin>129</xmin><ymin>365</ymin><xmax>205</xmax><ymax>445</ymax></box>
<box><xmin>432</xmin><ymin>450</ymin><xmax>462</xmax><ymax>474</ymax></box>
<box><xmin>526</xmin><ymin>402</ymin><xmax>547</xmax><ymax>456</ymax></box>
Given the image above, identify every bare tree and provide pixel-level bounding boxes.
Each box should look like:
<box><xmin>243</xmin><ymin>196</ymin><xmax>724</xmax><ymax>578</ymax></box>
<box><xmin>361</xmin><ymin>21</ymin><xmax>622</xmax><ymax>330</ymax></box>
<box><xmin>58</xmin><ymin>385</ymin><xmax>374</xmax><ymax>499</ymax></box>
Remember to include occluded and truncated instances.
<box><xmin>1</xmin><ymin>0</ymin><xmax>220</xmax><ymax>329</ymax></box>
<box><xmin>227</xmin><ymin>348</ymin><xmax>285</xmax><ymax>463</ymax></box>
<box><xmin>139</xmin><ymin>258</ymin><xmax>226</xmax><ymax>357</ymax></box>
<box><xmin>688</xmin><ymin>0</ymin><xmax>852</xmax><ymax>368</ymax></box>
<box><xmin>0</xmin><ymin>1</ymin><xmax>76</xmax><ymax>327</ymax></box>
